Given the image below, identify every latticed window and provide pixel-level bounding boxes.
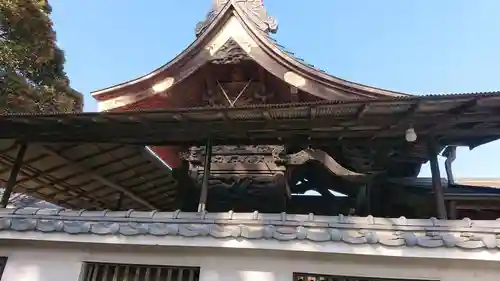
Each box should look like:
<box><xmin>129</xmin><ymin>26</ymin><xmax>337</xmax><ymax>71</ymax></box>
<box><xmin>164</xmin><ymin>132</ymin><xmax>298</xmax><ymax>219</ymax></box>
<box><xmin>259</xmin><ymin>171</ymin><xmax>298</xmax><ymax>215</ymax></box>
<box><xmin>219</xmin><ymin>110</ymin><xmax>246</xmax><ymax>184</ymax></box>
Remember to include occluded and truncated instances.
<box><xmin>294</xmin><ymin>272</ymin><xmax>438</xmax><ymax>281</ymax></box>
<box><xmin>82</xmin><ymin>262</ymin><xmax>200</xmax><ymax>281</ymax></box>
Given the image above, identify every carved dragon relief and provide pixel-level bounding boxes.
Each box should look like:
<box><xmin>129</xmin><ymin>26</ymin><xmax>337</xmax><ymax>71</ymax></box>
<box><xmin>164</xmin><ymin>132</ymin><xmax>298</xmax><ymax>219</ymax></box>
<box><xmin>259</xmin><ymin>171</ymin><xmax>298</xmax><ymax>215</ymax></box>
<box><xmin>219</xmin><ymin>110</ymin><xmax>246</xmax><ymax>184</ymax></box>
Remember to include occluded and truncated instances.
<box><xmin>196</xmin><ymin>0</ymin><xmax>278</xmax><ymax>37</ymax></box>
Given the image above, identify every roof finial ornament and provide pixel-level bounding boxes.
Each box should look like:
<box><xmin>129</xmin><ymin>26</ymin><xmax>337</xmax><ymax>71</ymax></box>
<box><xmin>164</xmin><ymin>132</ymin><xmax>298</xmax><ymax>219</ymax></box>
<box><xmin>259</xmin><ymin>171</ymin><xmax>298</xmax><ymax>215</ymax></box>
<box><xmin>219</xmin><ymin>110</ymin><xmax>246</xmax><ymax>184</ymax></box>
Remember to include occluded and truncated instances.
<box><xmin>196</xmin><ymin>0</ymin><xmax>278</xmax><ymax>37</ymax></box>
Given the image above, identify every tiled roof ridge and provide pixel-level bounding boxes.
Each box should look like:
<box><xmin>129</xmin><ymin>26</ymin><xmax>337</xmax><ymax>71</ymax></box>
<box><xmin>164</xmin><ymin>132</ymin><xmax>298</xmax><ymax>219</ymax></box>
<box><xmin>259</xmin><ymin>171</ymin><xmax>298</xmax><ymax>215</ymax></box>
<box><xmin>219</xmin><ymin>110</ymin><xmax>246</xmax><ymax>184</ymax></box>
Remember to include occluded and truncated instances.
<box><xmin>1</xmin><ymin>208</ymin><xmax>499</xmax><ymax>249</ymax></box>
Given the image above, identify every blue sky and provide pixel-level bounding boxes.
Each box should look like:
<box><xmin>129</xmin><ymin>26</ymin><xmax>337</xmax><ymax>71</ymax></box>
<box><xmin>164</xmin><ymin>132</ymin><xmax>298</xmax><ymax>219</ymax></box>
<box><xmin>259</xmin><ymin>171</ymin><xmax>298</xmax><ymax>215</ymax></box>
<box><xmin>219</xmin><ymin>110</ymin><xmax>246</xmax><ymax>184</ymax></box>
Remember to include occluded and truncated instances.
<box><xmin>49</xmin><ymin>0</ymin><xmax>500</xmax><ymax>178</ymax></box>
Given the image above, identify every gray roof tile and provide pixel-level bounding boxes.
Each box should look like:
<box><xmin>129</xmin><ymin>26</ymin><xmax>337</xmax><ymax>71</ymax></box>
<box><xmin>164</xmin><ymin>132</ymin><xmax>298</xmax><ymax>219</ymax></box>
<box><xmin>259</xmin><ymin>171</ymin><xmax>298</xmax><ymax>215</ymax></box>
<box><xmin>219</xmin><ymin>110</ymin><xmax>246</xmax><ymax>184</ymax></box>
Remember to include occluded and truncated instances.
<box><xmin>1</xmin><ymin>208</ymin><xmax>499</xmax><ymax>250</ymax></box>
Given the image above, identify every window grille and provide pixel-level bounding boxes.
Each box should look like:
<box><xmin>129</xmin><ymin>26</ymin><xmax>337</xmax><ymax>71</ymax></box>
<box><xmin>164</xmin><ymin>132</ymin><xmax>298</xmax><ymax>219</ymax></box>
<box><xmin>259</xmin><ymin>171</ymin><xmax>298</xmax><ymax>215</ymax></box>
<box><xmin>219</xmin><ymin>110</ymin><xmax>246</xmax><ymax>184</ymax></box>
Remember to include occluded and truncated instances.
<box><xmin>294</xmin><ymin>272</ymin><xmax>438</xmax><ymax>281</ymax></box>
<box><xmin>82</xmin><ymin>262</ymin><xmax>199</xmax><ymax>281</ymax></box>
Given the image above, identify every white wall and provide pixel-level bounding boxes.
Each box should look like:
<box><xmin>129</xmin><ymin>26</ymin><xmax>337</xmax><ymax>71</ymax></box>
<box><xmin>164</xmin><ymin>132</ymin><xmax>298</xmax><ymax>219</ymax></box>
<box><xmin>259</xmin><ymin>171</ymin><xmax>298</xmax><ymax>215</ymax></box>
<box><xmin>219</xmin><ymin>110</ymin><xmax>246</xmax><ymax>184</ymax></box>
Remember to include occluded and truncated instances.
<box><xmin>0</xmin><ymin>242</ymin><xmax>497</xmax><ymax>281</ymax></box>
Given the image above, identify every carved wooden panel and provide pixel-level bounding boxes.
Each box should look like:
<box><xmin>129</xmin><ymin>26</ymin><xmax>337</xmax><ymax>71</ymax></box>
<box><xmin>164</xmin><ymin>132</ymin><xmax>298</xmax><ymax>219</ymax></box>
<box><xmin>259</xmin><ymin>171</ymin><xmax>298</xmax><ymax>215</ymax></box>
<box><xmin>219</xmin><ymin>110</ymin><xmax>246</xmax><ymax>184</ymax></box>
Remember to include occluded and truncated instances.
<box><xmin>211</xmin><ymin>38</ymin><xmax>250</xmax><ymax>65</ymax></box>
<box><xmin>181</xmin><ymin>145</ymin><xmax>284</xmax><ymax>176</ymax></box>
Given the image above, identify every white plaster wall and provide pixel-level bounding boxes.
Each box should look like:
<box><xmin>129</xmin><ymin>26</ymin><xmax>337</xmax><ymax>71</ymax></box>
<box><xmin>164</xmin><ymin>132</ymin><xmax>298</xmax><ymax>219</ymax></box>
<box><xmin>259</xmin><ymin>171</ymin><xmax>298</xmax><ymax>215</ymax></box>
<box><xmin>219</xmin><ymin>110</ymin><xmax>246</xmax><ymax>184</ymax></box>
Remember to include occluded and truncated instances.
<box><xmin>0</xmin><ymin>243</ymin><xmax>497</xmax><ymax>281</ymax></box>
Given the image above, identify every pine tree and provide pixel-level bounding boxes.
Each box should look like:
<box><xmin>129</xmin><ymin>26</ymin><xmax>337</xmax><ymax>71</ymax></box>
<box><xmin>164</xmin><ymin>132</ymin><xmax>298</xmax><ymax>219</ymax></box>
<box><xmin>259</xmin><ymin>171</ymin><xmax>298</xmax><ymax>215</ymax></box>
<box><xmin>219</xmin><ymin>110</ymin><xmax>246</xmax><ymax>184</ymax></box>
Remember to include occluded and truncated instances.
<box><xmin>0</xmin><ymin>0</ymin><xmax>82</xmax><ymax>113</ymax></box>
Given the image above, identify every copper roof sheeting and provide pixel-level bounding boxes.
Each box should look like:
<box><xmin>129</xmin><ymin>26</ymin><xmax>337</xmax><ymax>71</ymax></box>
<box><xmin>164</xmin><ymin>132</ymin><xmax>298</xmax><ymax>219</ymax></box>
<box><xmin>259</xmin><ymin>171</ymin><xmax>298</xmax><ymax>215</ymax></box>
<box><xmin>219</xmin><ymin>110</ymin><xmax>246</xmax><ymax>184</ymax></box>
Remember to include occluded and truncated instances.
<box><xmin>0</xmin><ymin>140</ymin><xmax>178</xmax><ymax>210</ymax></box>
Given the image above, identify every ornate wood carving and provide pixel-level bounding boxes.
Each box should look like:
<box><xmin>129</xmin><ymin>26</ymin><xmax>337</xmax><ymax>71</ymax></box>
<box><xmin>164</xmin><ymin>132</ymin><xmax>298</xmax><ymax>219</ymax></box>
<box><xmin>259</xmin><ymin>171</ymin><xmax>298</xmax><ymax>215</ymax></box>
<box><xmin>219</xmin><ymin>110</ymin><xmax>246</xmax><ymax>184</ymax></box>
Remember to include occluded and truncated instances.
<box><xmin>189</xmin><ymin>173</ymin><xmax>288</xmax><ymax>212</ymax></box>
<box><xmin>276</xmin><ymin>148</ymin><xmax>370</xmax><ymax>179</ymax></box>
<box><xmin>211</xmin><ymin>39</ymin><xmax>250</xmax><ymax>65</ymax></box>
<box><xmin>181</xmin><ymin>145</ymin><xmax>285</xmax><ymax>176</ymax></box>
<box><xmin>196</xmin><ymin>0</ymin><xmax>278</xmax><ymax>36</ymax></box>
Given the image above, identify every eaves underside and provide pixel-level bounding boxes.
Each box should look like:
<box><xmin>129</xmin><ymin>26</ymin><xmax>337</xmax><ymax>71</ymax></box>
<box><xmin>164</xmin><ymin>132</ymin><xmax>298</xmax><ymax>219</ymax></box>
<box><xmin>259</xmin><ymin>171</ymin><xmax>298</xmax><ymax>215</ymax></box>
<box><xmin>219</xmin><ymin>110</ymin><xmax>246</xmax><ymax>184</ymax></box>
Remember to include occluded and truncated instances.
<box><xmin>2</xmin><ymin>91</ymin><xmax>500</xmax><ymax>150</ymax></box>
<box><xmin>0</xmin><ymin>140</ymin><xmax>177</xmax><ymax>211</ymax></box>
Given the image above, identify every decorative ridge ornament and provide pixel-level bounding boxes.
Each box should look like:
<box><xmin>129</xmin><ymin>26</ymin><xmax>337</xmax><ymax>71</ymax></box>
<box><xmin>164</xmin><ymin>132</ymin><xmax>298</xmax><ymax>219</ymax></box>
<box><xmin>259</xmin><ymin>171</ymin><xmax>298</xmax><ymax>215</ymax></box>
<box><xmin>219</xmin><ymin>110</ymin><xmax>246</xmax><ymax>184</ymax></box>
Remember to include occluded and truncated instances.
<box><xmin>196</xmin><ymin>0</ymin><xmax>278</xmax><ymax>37</ymax></box>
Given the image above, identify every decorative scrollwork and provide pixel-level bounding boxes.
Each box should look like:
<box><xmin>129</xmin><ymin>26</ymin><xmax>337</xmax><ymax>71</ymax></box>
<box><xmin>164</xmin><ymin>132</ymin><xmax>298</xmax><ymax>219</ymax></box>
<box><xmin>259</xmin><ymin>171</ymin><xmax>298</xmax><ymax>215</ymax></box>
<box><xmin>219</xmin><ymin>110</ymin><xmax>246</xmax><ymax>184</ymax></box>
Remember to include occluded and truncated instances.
<box><xmin>196</xmin><ymin>0</ymin><xmax>278</xmax><ymax>36</ymax></box>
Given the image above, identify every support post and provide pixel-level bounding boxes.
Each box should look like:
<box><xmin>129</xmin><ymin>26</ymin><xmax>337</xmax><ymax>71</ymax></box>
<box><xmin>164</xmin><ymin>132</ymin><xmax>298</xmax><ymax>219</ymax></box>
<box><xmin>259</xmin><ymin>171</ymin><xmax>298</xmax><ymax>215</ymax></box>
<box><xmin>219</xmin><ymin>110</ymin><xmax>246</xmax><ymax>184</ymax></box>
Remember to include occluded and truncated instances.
<box><xmin>1</xmin><ymin>143</ymin><xmax>28</xmax><ymax>208</ymax></box>
<box><xmin>365</xmin><ymin>181</ymin><xmax>372</xmax><ymax>215</ymax></box>
<box><xmin>115</xmin><ymin>193</ymin><xmax>123</xmax><ymax>211</ymax></box>
<box><xmin>442</xmin><ymin>146</ymin><xmax>456</xmax><ymax>186</ymax></box>
<box><xmin>448</xmin><ymin>201</ymin><xmax>457</xmax><ymax>219</ymax></box>
<box><xmin>197</xmin><ymin>136</ymin><xmax>212</xmax><ymax>212</ymax></box>
<box><xmin>426</xmin><ymin>138</ymin><xmax>448</xmax><ymax>219</ymax></box>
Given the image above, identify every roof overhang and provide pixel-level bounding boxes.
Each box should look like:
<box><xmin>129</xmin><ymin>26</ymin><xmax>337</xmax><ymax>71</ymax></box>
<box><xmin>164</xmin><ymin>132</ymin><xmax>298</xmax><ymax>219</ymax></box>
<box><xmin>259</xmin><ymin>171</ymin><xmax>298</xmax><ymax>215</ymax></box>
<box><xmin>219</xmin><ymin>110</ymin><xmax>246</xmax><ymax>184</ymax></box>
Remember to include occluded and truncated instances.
<box><xmin>2</xmin><ymin>93</ymin><xmax>500</xmax><ymax>148</ymax></box>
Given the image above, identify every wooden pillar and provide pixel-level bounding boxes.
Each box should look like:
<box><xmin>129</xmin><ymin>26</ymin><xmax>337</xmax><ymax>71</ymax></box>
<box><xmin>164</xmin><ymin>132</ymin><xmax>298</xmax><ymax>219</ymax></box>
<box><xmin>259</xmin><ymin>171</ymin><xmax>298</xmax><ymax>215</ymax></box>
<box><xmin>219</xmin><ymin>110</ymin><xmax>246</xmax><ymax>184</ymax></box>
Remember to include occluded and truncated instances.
<box><xmin>426</xmin><ymin>138</ymin><xmax>448</xmax><ymax>219</ymax></box>
<box><xmin>365</xmin><ymin>181</ymin><xmax>372</xmax><ymax>215</ymax></box>
<box><xmin>197</xmin><ymin>136</ymin><xmax>212</xmax><ymax>212</ymax></box>
<box><xmin>448</xmin><ymin>201</ymin><xmax>457</xmax><ymax>219</ymax></box>
<box><xmin>115</xmin><ymin>193</ymin><xmax>123</xmax><ymax>211</ymax></box>
<box><xmin>1</xmin><ymin>143</ymin><xmax>28</xmax><ymax>208</ymax></box>
<box><xmin>442</xmin><ymin>146</ymin><xmax>456</xmax><ymax>185</ymax></box>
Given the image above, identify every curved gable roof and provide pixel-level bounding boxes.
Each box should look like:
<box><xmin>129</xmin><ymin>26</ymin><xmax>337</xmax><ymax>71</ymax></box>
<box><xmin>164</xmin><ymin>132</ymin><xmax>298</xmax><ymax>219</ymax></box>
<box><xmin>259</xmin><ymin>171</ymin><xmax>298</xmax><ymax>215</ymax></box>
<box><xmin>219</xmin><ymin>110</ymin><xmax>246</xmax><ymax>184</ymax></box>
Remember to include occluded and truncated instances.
<box><xmin>92</xmin><ymin>1</ymin><xmax>410</xmax><ymax>108</ymax></box>
<box><xmin>92</xmin><ymin>3</ymin><xmax>235</xmax><ymax>99</ymax></box>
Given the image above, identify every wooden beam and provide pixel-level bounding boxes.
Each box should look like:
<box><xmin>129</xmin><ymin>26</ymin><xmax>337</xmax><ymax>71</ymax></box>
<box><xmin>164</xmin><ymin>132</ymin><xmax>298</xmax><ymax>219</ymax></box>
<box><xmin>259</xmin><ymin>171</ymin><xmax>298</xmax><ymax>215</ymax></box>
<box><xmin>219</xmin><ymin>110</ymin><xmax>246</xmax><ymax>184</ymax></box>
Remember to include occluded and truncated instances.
<box><xmin>426</xmin><ymin>98</ymin><xmax>480</xmax><ymax>134</ymax></box>
<box><xmin>448</xmin><ymin>201</ymin><xmax>457</xmax><ymax>219</ymax></box>
<box><xmin>426</xmin><ymin>138</ymin><xmax>447</xmax><ymax>219</ymax></box>
<box><xmin>372</xmin><ymin>102</ymin><xmax>421</xmax><ymax>139</ymax></box>
<box><xmin>0</xmin><ymin>154</ymin><xmax>105</xmax><ymax>209</ymax></box>
<box><xmin>40</xmin><ymin>145</ymin><xmax>157</xmax><ymax>209</ymax></box>
<box><xmin>6</xmin><ymin>125</ymin><xmax>500</xmax><ymax>147</ymax></box>
<box><xmin>3</xmin><ymin>111</ymin><xmax>500</xmax><ymax>138</ymax></box>
<box><xmin>3</xmin><ymin>110</ymin><xmax>500</xmax><ymax>147</ymax></box>
<box><xmin>355</xmin><ymin>104</ymin><xmax>369</xmax><ymax>120</ymax></box>
<box><xmin>442</xmin><ymin>146</ymin><xmax>456</xmax><ymax>185</ymax></box>
<box><xmin>448</xmin><ymin>98</ymin><xmax>479</xmax><ymax>115</ymax></box>
<box><xmin>0</xmin><ymin>143</ymin><xmax>27</xmax><ymax>207</ymax></box>
<box><xmin>115</xmin><ymin>193</ymin><xmax>123</xmax><ymax>211</ymax></box>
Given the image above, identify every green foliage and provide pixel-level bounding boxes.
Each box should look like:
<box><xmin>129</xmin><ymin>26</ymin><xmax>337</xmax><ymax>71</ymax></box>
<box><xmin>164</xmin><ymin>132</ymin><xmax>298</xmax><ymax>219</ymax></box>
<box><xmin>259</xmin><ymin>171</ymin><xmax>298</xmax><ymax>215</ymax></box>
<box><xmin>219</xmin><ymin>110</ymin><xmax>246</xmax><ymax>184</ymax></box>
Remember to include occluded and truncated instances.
<box><xmin>0</xmin><ymin>0</ymin><xmax>82</xmax><ymax>113</ymax></box>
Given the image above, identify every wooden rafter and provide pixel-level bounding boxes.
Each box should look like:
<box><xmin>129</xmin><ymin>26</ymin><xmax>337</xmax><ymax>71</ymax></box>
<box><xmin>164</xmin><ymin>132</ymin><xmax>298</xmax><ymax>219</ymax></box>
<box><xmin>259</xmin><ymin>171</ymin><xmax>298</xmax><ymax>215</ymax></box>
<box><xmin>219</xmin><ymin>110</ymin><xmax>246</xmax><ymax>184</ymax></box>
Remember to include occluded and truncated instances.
<box><xmin>39</xmin><ymin>145</ymin><xmax>158</xmax><ymax>209</ymax></box>
<box><xmin>0</xmin><ymin>140</ymin><xmax>179</xmax><ymax>210</ymax></box>
<box><xmin>425</xmin><ymin>98</ymin><xmax>482</xmax><ymax>134</ymax></box>
<box><xmin>371</xmin><ymin>102</ymin><xmax>421</xmax><ymax>139</ymax></box>
<box><xmin>0</xmin><ymin>153</ymin><xmax>104</xmax><ymax>209</ymax></box>
<box><xmin>355</xmin><ymin>104</ymin><xmax>369</xmax><ymax>120</ymax></box>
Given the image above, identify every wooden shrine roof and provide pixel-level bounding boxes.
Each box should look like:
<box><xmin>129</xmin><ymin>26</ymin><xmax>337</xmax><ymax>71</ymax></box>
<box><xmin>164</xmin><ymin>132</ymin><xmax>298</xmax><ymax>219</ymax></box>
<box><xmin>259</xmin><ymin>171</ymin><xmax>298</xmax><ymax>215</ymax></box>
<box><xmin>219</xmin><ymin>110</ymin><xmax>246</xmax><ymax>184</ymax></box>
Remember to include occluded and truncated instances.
<box><xmin>1</xmin><ymin>93</ymin><xmax>500</xmax><ymax>147</ymax></box>
<box><xmin>0</xmin><ymin>140</ymin><xmax>178</xmax><ymax>210</ymax></box>
<box><xmin>91</xmin><ymin>2</ymin><xmax>410</xmax><ymax>110</ymax></box>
